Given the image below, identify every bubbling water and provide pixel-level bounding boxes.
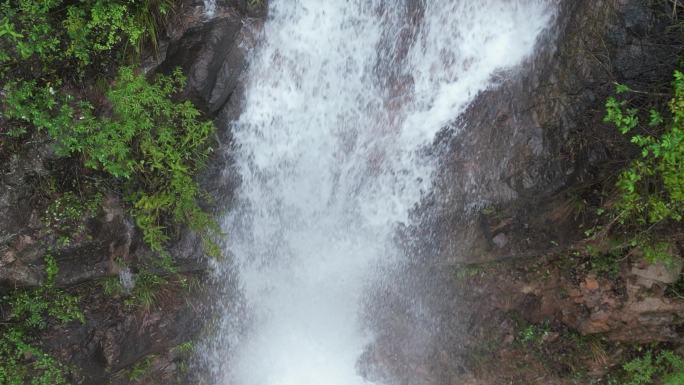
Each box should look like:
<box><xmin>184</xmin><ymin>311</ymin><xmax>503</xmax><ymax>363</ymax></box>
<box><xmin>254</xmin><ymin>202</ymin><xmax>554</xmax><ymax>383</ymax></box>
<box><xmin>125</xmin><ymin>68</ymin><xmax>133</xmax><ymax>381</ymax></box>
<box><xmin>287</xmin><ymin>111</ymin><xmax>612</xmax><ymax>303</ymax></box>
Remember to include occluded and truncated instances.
<box><xmin>212</xmin><ymin>1</ymin><xmax>554</xmax><ymax>384</ymax></box>
<box><xmin>203</xmin><ymin>0</ymin><xmax>216</xmax><ymax>18</ymax></box>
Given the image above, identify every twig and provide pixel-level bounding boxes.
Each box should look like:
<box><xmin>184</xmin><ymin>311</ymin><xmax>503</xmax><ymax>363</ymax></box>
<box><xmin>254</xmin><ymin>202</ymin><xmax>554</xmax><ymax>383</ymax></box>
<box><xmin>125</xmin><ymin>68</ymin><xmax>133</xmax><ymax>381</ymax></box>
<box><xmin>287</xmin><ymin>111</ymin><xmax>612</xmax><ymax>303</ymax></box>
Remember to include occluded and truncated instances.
<box><xmin>674</xmin><ymin>0</ymin><xmax>679</xmax><ymax>20</ymax></box>
<box><xmin>0</xmin><ymin>232</ymin><xmax>18</xmax><ymax>245</ymax></box>
<box><xmin>614</xmin><ymin>82</ymin><xmax>670</xmax><ymax>97</ymax></box>
<box><xmin>669</xmin><ymin>284</ymin><xmax>684</xmax><ymax>299</ymax></box>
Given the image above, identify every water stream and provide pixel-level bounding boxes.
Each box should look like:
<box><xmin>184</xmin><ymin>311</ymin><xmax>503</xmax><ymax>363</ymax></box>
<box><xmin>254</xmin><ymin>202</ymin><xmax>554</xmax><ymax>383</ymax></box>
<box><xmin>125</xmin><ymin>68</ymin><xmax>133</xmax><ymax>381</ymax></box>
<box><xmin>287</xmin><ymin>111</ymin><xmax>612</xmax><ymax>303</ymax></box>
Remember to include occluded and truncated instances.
<box><xmin>211</xmin><ymin>1</ymin><xmax>555</xmax><ymax>384</ymax></box>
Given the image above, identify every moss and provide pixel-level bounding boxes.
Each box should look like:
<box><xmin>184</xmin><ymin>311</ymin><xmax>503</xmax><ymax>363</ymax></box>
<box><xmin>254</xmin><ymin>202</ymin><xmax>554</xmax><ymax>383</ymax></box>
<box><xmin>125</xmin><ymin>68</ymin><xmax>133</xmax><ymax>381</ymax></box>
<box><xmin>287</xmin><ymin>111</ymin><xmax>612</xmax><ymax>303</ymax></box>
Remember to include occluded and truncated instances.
<box><xmin>128</xmin><ymin>354</ymin><xmax>156</xmax><ymax>381</ymax></box>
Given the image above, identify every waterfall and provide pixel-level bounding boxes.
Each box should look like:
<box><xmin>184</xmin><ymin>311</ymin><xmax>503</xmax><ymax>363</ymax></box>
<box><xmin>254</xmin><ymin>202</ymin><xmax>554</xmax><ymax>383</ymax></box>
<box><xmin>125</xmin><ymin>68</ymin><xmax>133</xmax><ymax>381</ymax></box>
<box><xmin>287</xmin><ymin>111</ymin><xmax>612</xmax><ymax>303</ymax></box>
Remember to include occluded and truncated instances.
<box><xmin>209</xmin><ymin>1</ymin><xmax>555</xmax><ymax>384</ymax></box>
<box><xmin>203</xmin><ymin>0</ymin><xmax>216</xmax><ymax>18</ymax></box>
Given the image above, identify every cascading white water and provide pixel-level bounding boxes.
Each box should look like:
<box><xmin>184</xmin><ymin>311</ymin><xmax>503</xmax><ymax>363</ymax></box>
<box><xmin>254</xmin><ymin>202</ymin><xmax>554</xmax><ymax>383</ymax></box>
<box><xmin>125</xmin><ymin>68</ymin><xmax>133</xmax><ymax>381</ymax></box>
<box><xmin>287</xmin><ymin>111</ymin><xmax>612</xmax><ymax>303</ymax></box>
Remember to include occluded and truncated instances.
<box><xmin>203</xmin><ymin>0</ymin><xmax>216</xmax><ymax>18</ymax></box>
<box><xmin>213</xmin><ymin>1</ymin><xmax>554</xmax><ymax>384</ymax></box>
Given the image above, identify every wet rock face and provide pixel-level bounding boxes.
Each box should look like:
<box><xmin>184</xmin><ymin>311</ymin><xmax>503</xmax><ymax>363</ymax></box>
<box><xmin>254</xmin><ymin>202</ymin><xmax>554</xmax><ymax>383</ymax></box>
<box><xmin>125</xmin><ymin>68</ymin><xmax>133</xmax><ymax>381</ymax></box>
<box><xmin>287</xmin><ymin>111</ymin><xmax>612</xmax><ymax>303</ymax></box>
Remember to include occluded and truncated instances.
<box><xmin>0</xmin><ymin>196</ymin><xmax>133</xmax><ymax>289</ymax></box>
<box><xmin>365</xmin><ymin>254</ymin><xmax>684</xmax><ymax>385</ymax></box>
<box><xmin>424</xmin><ymin>0</ymin><xmax>682</xmax><ymax>265</ymax></box>
<box><xmin>568</xmin><ymin>278</ymin><xmax>684</xmax><ymax>340</ymax></box>
<box><xmin>0</xmin><ymin>139</ymin><xmax>51</xmax><ymax>248</ymax></box>
<box><xmin>158</xmin><ymin>10</ymin><xmax>244</xmax><ymax>116</ymax></box>
<box><xmin>533</xmin><ymin>268</ymin><xmax>684</xmax><ymax>343</ymax></box>
<box><xmin>39</xmin><ymin>278</ymin><xmax>207</xmax><ymax>385</ymax></box>
<box><xmin>149</xmin><ymin>0</ymin><xmax>263</xmax><ymax>119</ymax></box>
<box><xmin>366</xmin><ymin>1</ymin><xmax>684</xmax><ymax>384</ymax></box>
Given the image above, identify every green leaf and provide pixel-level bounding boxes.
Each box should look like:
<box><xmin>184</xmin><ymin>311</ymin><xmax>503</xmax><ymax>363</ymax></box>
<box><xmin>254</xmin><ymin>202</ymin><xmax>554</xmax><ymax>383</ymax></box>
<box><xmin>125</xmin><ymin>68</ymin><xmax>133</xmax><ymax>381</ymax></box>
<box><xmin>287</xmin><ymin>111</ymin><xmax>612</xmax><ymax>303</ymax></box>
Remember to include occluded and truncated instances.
<box><xmin>615</xmin><ymin>83</ymin><xmax>631</xmax><ymax>94</ymax></box>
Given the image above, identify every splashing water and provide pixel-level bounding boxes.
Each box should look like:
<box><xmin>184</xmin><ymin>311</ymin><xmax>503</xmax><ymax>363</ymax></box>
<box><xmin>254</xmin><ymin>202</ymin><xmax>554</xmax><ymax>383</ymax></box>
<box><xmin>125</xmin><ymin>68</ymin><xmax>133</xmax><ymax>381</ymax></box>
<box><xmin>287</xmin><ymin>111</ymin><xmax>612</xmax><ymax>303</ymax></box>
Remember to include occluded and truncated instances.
<box><xmin>211</xmin><ymin>1</ymin><xmax>555</xmax><ymax>384</ymax></box>
<box><xmin>118</xmin><ymin>267</ymin><xmax>135</xmax><ymax>293</ymax></box>
<box><xmin>203</xmin><ymin>0</ymin><xmax>216</xmax><ymax>18</ymax></box>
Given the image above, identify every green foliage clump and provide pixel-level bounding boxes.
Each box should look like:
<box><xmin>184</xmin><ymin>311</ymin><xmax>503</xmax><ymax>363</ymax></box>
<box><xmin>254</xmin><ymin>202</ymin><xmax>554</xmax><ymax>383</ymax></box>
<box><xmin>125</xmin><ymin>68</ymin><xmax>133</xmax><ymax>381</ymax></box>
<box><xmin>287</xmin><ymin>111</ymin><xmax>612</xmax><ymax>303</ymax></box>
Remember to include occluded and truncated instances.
<box><xmin>0</xmin><ymin>0</ymin><xmax>61</xmax><ymax>67</ymax></box>
<box><xmin>3</xmin><ymin>67</ymin><xmax>219</xmax><ymax>263</ymax></box>
<box><xmin>101</xmin><ymin>276</ymin><xmax>125</xmax><ymax>297</ymax></box>
<box><xmin>605</xmin><ymin>72</ymin><xmax>684</xmax><ymax>227</ymax></box>
<box><xmin>0</xmin><ymin>329</ymin><xmax>71</xmax><ymax>385</ymax></box>
<box><xmin>0</xmin><ymin>255</ymin><xmax>84</xmax><ymax>385</ymax></box>
<box><xmin>602</xmin><ymin>72</ymin><xmax>684</xmax><ymax>265</ymax></box>
<box><xmin>174</xmin><ymin>341</ymin><xmax>194</xmax><ymax>355</ymax></box>
<box><xmin>124</xmin><ymin>272</ymin><xmax>167</xmax><ymax>310</ymax></box>
<box><xmin>74</xmin><ymin>67</ymin><xmax>216</xmax><ymax>258</ymax></box>
<box><xmin>640</xmin><ymin>241</ymin><xmax>676</xmax><ymax>266</ymax></box>
<box><xmin>1</xmin><ymin>0</ymin><xmax>216</xmax><ymax>381</ymax></box>
<box><xmin>101</xmin><ymin>268</ymin><xmax>182</xmax><ymax>311</ymax></box>
<box><xmin>128</xmin><ymin>354</ymin><xmax>156</xmax><ymax>381</ymax></box>
<box><xmin>0</xmin><ymin>0</ymin><xmax>172</xmax><ymax>78</ymax></box>
<box><xmin>586</xmin><ymin>245</ymin><xmax>623</xmax><ymax>280</ymax></box>
<box><xmin>1</xmin><ymin>80</ymin><xmax>72</xmax><ymax>138</ymax></box>
<box><xmin>10</xmin><ymin>254</ymin><xmax>85</xmax><ymax>327</ymax></box>
<box><xmin>517</xmin><ymin>322</ymin><xmax>551</xmax><ymax>346</ymax></box>
<box><xmin>622</xmin><ymin>350</ymin><xmax>684</xmax><ymax>385</ymax></box>
<box><xmin>42</xmin><ymin>192</ymin><xmax>102</xmax><ymax>247</ymax></box>
<box><xmin>1</xmin><ymin>0</ymin><xmax>220</xmax><ymax>265</ymax></box>
<box><xmin>65</xmin><ymin>2</ymin><xmax>144</xmax><ymax>65</ymax></box>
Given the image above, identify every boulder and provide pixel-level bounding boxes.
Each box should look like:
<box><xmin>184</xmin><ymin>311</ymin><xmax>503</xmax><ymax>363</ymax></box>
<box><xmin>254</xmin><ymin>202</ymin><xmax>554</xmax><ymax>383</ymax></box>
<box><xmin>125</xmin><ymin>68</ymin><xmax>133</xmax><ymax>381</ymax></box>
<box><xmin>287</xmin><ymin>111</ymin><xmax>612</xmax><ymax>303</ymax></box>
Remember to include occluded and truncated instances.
<box><xmin>631</xmin><ymin>258</ymin><xmax>683</xmax><ymax>288</ymax></box>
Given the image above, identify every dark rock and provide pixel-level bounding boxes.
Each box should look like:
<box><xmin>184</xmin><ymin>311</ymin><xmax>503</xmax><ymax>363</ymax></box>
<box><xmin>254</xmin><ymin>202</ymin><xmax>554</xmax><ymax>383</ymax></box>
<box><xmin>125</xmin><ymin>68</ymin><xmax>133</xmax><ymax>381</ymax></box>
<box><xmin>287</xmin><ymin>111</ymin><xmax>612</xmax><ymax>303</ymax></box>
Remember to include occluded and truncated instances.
<box><xmin>421</xmin><ymin>0</ymin><xmax>682</xmax><ymax>265</ymax></box>
<box><xmin>0</xmin><ymin>139</ymin><xmax>52</xmax><ymax>240</ymax></box>
<box><xmin>39</xmin><ymin>277</ymin><xmax>208</xmax><ymax>385</ymax></box>
<box><xmin>154</xmin><ymin>1</ymin><xmax>259</xmax><ymax>119</ymax></box>
<box><xmin>160</xmin><ymin>16</ymin><xmax>243</xmax><ymax>115</ymax></box>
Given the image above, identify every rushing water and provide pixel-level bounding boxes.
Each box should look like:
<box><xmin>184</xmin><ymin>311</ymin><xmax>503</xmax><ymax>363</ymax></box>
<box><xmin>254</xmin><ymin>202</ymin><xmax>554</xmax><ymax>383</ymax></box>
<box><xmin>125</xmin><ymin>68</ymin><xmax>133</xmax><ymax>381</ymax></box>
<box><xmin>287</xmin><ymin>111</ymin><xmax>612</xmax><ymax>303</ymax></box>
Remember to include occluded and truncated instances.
<box><xmin>211</xmin><ymin>1</ymin><xmax>555</xmax><ymax>384</ymax></box>
<box><xmin>203</xmin><ymin>0</ymin><xmax>216</xmax><ymax>18</ymax></box>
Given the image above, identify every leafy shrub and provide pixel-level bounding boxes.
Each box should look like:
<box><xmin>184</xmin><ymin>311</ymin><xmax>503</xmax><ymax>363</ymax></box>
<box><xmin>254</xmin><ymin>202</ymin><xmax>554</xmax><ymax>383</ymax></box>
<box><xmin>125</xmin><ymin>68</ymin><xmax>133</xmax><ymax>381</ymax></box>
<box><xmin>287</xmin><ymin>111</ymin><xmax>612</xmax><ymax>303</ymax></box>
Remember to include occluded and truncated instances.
<box><xmin>101</xmin><ymin>276</ymin><xmax>125</xmax><ymax>296</ymax></box>
<box><xmin>587</xmin><ymin>245</ymin><xmax>623</xmax><ymax>280</ymax></box>
<box><xmin>65</xmin><ymin>2</ymin><xmax>144</xmax><ymax>65</ymax></box>
<box><xmin>604</xmin><ymin>72</ymin><xmax>684</xmax><ymax>227</ymax></box>
<box><xmin>0</xmin><ymin>254</ymin><xmax>83</xmax><ymax>384</ymax></box>
<box><xmin>1</xmin><ymin>80</ymin><xmax>70</xmax><ymax>137</ymax></box>
<box><xmin>0</xmin><ymin>0</ymin><xmax>173</xmax><ymax>78</ymax></box>
<box><xmin>9</xmin><ymin>254</ymin><xmax>85</xmax><ymax>327</ymax></box>
<box><xmin>603</xmin><ymin>72</ymin><xmax>684</xmax><ymax>264</ymax></box>
<box><xmin>0</xmin><ymin>0</ymin><xmax>61</xmax><ymax>67</ymax></box>
<box><xmin>0</xmin><ymin>328</ymin><xmax>71</xmax><ymax>385</ymax></box>
<box><xmin>1</xmin><ymin>0</ymin><xmax>214</xmax><ymax>381</ymax></box>
<box><xmin>65</xmin><ymin>0</ymin><xmax>174</xmax><ymax>65</ymax></box>
<box><xmin>3</xmin><ymin>67</ymin><xmax>219</xmax><ymax>263</ymax></box>
<box><xmin>1</xmin><ymin>0</ymin><xmax>219</xmax><ymax>263</ymax></box>
<box><xmin>623</xmin><ymin>350</ymin><xmax>684</xmax><ymax>385</ymax></box>
<box><xmin>79</xmin><ymin>67</ymin><xmax>216</xmax><ymax>259</ymax></box>
<box><xmin>128</xmin><ymin>354</ymin><xmax>156</xmax><ymax>381</ymax></box>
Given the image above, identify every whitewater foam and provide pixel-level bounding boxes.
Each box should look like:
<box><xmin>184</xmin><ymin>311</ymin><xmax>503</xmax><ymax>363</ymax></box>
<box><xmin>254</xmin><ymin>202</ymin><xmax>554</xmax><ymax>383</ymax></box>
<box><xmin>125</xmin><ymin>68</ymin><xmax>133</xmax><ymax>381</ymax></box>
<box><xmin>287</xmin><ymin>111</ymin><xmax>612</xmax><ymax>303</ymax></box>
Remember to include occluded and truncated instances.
<box><xmin>210</xmin><ymin>1</ymin><xmax>555</xmax><ymax>384</ymax></box>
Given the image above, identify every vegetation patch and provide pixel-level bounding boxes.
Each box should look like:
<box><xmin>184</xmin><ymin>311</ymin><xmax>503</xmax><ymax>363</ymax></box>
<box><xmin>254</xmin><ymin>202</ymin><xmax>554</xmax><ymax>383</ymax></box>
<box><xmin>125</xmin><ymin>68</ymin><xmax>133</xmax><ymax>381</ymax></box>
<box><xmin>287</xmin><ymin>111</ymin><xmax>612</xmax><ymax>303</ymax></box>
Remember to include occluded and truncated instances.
<box><xmin>42</xmin><ymin>191</ymin><xmax>102</xmax><ymax>247</ymax></box>
<box><xmin>621</xmin><ymin>350</ymin><xmax>684</xmax><ymax>385</ymax></box>
<box><xmin>1</xmin><ymin>1</ymin><xmax>218</xmax><ymax>383</ymax></box>
<box><xmin>101</xmin><ymin>269</ymin><xmax>199</xmax><ymax>311</ymax></box>
<box><xmin>0</xmin><ymin>0</ymin><xmax>172</xmax><ymax>80</ymax></box>
<box><xmin>1</xmin><ymin>0</ymin><xmax>220</xmax><ymax>263</ymax></box>
<box><xmin>600</xmin><ymin>72</ymin><xmax>684</xmax><ymax>266</ymax></box>
<box><xmin>0</xmin><ymin>254</ymin><xmax>84</xmax><ymax>385</ymax></box>
<box><xmin>128</xmin><ymin>354</ymin><xmax>156</xmax><ymax>382</ymax></box>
